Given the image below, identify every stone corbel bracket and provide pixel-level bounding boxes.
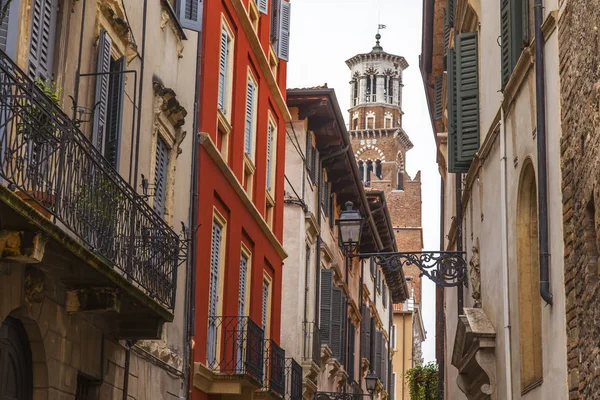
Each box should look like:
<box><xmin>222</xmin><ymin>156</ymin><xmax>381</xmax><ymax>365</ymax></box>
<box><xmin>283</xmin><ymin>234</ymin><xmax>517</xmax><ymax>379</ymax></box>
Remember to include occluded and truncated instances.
<box><xmin>451</xmin><ymin>308</ymin><xmax>497</xmax><ymax>400</ymax></box>
<box><xmin>321</xmin><ymin>344</ymin><xmax>333</xmax><ymax>365</ymax></box>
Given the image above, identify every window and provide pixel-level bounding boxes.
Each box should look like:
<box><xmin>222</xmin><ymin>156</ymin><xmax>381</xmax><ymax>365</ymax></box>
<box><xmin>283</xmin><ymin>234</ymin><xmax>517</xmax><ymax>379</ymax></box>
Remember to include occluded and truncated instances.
<box><xmin>248</xmin><ymin>0</ymin><xmax>260</xmax><ymax>31</ymax></box>
<box><xmin>271</xmin><ymin>0</ymin><xmax>291</xmax><ymax>61</ymax></box>
<box><xmin>352</xmin><ymin>116</ymin><xmax>359</xmax><ymax>130</ymax></box>
<box><xmin>391</xmin><ymin>325</ymin><xmax>396</xmax><ymax>350</ymax></box>
<box><xmin>244</xmin><ymin>75</ymin><xmax>258</xmax><ymax>159</ymax></box>
<box><xmin>384</xmin><ymin>113</ymin><xmax>393</xmax><ymax>129</ymax></box>
<box><xmin>396</xmin><ymin>169</ymin><xmax>404</xmax><ymax>191</ymax></box>
<box><xmin>218</xmin><ymin>20</ymin><xmax>234</xmax><ymax>117</ymax></box>
<box><xmin>366</xmin><ymin>160</ymin><xmax>373</xmax><ymax>183</ymax></box>
<box><xmin>360</xmin><ymin>305</ymin><xmax>371</xmax><ymax>361</ymax></box>
<box><xmin>28</xmin><ymin>0</ymin><xmax>58</xmax><ymax>79</ymax></box>
<box><xmin>92</xmin><ymin>31</ymin><xmax>125</xmax><ymax>171</ymax></box>
<box><xmin>382</xmin><ymin>283</ymin><xmax>388</xmax><ymax>307</ymax></box>
<box><xmin>207</xmin><ymin>215</ymin><xmax>226</xmax><ymax>365</ymax></box>
<box><xmin>305</xmin><ymin>131</ymin><xmax>319</xmax><ymax>184</ymax></box>
<box><xmin>238</xmin><ymin>249</ymin><xmax>251</xmax><ymax>317</ymax></box>
<box><xmin>266</xmin><ymin>117</ymin><xmax>277</xmax><ymax>193</ymax></box>
<box><xmin>375</xmin><ymin>160</ymin><xmax>382</xmax><ymax>179</ymax></box>
<box><xmin>366</xmin><ymin>113</ymin><xmax>375</xmax><ymax>129</ymax></box>
<box><xmin>153</xmin><ymin>137</ymin><xmax>169</xmax><ymax>216</ymax></box>
<box><xmin>352</xmin><ymin>79</ymin><xmax>359</xmax><ymax>106</ymax></box>
<box><xmin>175</xmin><ymin>0</ymin><xmax>203</xmax><ymax>31</ymax></box>
<box><xmin>366</xmin><ymin>75</ymin><xmax>377</xmax><ymax>102</ymax></box>
<box><xmin>516</xmin><ymin>162</ymin><xmax>543</xmax><ymax>392</ymax></box>
<box><xmin>386</xmin><ymin>76</ymin><xmax>394</xmax><ymax>104</ymax></box>
<box><xmin>447</xmin><ymin>32</ymin><xmax>480</xmax><ymax>173</ymax></box>
<box><xmin>256</xmin><ymin>0</ymin><xmax>269</xmax><ymax>14</ymax></box>
<box><xmin>501</xmin><ymin>0</ymin><xmax>530</xmax><ymax>87</ymax></box>
<box><xmin>0</xmin><ymin>0</ymin><xmax>19</xmax><ymax>60</ymax></box>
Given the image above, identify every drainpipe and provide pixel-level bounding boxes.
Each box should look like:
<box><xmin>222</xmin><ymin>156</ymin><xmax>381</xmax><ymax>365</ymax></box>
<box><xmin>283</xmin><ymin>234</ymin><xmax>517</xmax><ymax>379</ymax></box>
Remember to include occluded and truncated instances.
<box><xmin>438</xmin><ymin>177</ymin><xmax>445</xmax><ymax>399</ymax></box>
<box><xmin>122</xmin><ymin>340</ymin><xmax>133</xmax><ymax>400</ymax></box>
<box><xmin>455</xmin><ymin>173</ymin><xmax>463</xmax><ymax>315</ymax></box>
<box><xmin>186</xmin><ymin>22</ymin><xmax>203</xmax><ymax>400</ymax></box>
<box><xmin>72</xmin><ymin>0</ymin><xmax>87</xmax><ymax>121</ymax></box>
<box><xmin>534</xmin><ymin>0</ymin><xmax>553</xmax><ymax>305</ymax></box>
<box><xmin>500</xmin><ymin>108</ymin><xmax>514</xmax><ymax>400</ymax></box>
<box><xmin>131</xmin><ymin>0</ymin><xmax>148</xmax><ymax>195</ymax></box>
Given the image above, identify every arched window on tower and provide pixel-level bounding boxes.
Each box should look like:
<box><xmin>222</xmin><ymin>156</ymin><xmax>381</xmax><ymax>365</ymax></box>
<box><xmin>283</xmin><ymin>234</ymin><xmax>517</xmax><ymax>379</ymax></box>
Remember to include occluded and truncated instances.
<box><xmin>388</xmin><ymin>77</ymin><xmax>394</xmax><ymax>104</ymax></box>
<box><xmin>366</xmin><ymin>160</ymin><xmax>373</xmax><ymax>185</ymax></box>
<box><xmin>384</xmin><ymin>113</ymin><xmax>393</xmax><ymax>129</ymax></box>
<box><xmin>358</xmin><ymin>160</ymin><xmax>364</xmax><ymax>180</ymax></box>
<box><xmin>396</xmin><ymin>169</ymin><xmax>404</xmax><ymax>190</ymax></box>
<box><xmin>372</xmin><ymin>76</ymin><xmax>378</xmax><ymax>102</ymax></box>
<box><xmin>366</xmin><ymin>112</ymin><xmax>375</xmax><ymax>129</ymax></box>
<box><xmin>352</xmin><ymin>79</ymin><xmax>359</xmax><ymax>106</ymax></box>
<box><xmin>375</xmin><ymin>160</ymin><xmax>382</xmax><ymax>179</ymax></box>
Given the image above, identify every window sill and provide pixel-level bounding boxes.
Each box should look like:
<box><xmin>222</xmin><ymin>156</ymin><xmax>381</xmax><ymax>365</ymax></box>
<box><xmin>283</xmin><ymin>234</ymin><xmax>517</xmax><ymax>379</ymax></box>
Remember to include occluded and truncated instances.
<box><xmin>160</xmin><ymin>0</ymin><xmax>188</xmax><ymax>41</ymax></box>
<box><xmin>244</xmin><ymin>153</ymin><xmax>256</xmax><ymax>175</ymax></box>
<box><xmin>217</xmin><ymin>109</ymin><xmax>232</xmax><ymax>134</ymax></box>
<box><xmin>265</xmin><ymin>190</ymin><xmax>274</xmax><ymax>205</ymax></box>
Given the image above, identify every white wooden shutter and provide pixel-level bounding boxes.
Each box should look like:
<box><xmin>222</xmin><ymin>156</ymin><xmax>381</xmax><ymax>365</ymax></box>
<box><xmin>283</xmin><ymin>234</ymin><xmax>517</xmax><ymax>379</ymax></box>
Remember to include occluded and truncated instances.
<box><xmin>179</xmin><ymin>0</ymin><xmax>203</xmax><ymax>32</ymax></box>
<box><xmin>244</xmin><ymin>80</ymin><xmax>255</xmax><ymax>156</ymax></box>
<box><xmin>276</xmin><ymin>0</ymin><xmax>291</xmax><ymax>61</ymax></box>
<box><xmin>266</xmin><ymin>122</ymin><xmax>273</xmax><ymax>190</ymax></box>
<box><xmin>92</xmin><ymin>31</ymin><xmax>112</xmax><ymax>154</ymax></box>
<box><xmin>207</xmin><ymin>221</ymin><xmax>222</xmax><ymax>364</ymax></box>
<box><xmin>28</xmin><ymin>0</ymin><xmax>58</xmax><ymax>79</ymax></box>
<box><xmin>258</xmin><ymin>0</ymin><xmax>268</xmax><ymax>14</ymax></box>
<box><xmin>261</xmin><ymin>280</ymin><xmax>269</xmax><ymax>333</ymax></box>
<box><xmin>238</xmin><ymin>255</ymin><xmax>248</xmax><ymax>316</ymax></box>
<box><xmin>218</xmin><ymin>29</ymin><xmax>228</xmax><ymax>113</ymax></box>
<box><xmin>153</xmin><ymin>137</ymin><xmax>168</xmax><ymax>216</ymax></box>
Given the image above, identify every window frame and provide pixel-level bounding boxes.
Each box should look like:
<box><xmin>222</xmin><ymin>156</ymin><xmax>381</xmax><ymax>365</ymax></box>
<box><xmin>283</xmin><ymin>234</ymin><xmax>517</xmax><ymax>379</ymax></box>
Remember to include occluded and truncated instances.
<box><xmin>239</xmin><ymin>244</ymin><xmax>253</xmax><ymax>317</ymax></box>
<box><xmin>266</xmin><ymin>111</ymin><xmax>278</xmax><ymax>195</ymax></box>
<box><xmin>244</xmin><ymin>69</ymin><xmax>259</xmax><ymax>161</ymax></box>
<box><xmin>218</xmin><ymin>16</ymin><xmax>235</xmax><ymax>119</ymax></box>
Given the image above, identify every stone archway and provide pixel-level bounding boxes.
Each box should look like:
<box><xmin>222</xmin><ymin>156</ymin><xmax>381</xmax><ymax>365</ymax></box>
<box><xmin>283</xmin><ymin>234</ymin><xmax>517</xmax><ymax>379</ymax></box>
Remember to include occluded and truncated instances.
<box><xmin>0</xmin><ymin>316</ymin><xmax>33</xmax><ymax>400</ymax></box>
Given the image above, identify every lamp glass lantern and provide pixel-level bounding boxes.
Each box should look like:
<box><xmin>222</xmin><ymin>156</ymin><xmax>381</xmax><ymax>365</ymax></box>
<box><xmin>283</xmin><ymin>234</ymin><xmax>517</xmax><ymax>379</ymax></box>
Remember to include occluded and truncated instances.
<box><xmin>337</xmin><ymin>201</ymin><xmax>363</xmax><ymax>254</ymax></box>
<box><xmin>365</xmin><ymin>371</ymin><xmax>378</xmax><ymax>394</ymax></box>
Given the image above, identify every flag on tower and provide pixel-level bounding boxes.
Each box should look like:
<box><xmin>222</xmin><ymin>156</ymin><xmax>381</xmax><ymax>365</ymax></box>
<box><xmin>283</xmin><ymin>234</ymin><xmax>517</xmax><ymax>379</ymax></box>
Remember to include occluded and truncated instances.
<box><xmin>378</xmin><ymin>24</ymin><xmax>387</xmax><ymax>29</ymax></box>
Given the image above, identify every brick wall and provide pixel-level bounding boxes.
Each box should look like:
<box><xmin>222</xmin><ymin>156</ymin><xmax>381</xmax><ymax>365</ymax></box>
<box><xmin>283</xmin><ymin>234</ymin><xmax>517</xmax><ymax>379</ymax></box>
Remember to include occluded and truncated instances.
<box><xmin>558</xmin><ymin>1</ymin><xmax>600</xmax><ymax>398</ymax></box>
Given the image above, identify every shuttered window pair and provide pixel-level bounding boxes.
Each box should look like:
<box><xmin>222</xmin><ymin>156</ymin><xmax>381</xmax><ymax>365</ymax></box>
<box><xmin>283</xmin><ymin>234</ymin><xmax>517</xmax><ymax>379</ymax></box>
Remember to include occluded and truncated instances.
<box><xmin>270</xmin><ymin>0</ymin><xmax>291</xmax><ymax>61</ymax></box>
<box><xmin>153</xmin><ymin>137</ymin><xmax>169</xmax><ymax>216</ymax></box>
<box><xmin>28</xmin><ymin>0</ymin><xmax>58</xmax><ymax>80</ymax></box>
<box><xmin>501</xmin><ymin>0</ymin><xmax>529</xmax><ymax>88</ymax></box>
<box><xmin>447</xmin><ymin>32</ymin><xmax>480</xmax><ymax>173</ymax></box>
<box><xmin>177</xmin><ymin>0</ymin><xmax>203</xmax><ymax>32</ymax></box>
<box><xmin>319</xmin><ymin>269</ymin><xmax>347</xmax><ymax>363</ymax></box>
<box><xmin>92</xmin><ymin>31</ymin><xmax>125</xmax><ymax>171</ymax></box>
<box><xmin>244</xmin><ymin>79</ymin><xmax>257</xmax><ymax>157</ymax></box>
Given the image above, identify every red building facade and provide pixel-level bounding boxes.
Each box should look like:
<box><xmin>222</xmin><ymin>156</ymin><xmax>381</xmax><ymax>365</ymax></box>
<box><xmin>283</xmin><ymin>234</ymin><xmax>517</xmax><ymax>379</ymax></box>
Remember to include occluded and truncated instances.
<box><xmin>192</xmin><ymin>0</ymin><xmax>292</xmax><ymax>398</ymax></box>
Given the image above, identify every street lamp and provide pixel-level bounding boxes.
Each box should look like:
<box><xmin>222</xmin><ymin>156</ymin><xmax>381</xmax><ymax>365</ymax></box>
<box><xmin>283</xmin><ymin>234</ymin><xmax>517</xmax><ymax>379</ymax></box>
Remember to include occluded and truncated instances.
<box><xmin>335</xmin><ymin>201</ymin><xmax>468</xmax><ymax>288</ymax></box>
<box><xmin>337</xmin><ymin>201</ymin><xmax>363</xmax><ymax>255</ymax></box>
<box><xmin>364</xmin><ymin>371</ymin><xmax>378</xmax><ymax>399</ymax></box>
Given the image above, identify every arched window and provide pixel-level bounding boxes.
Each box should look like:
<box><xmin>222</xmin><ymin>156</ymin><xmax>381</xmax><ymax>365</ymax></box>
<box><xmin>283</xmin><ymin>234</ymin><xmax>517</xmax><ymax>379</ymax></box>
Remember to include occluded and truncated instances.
<box><xmin>352</xmin><ymin>79</ymin><xmax>359</xmax><ymax>106</ymax></box>
<box><xmin>366</xmin><ymin>160</ymin><xmax>373</xmax><ymax>184</ymax></box>
<box><xmin>375</xmin><ymin>160</ymin><xmax>382</xmax><ymax>179</ymax></box>
<box><xmin>396</xmin><ymin>169</ymin><xmax>404</xmax><ymax>190</ymax></box>
<box><xmin>0</xmin><ymin>317</ymin><xmax>33</xmax><ymax>399</ymax></box>
<box><xmin>358</xmin><ymin>160</ymin><xmax>364</xmax><ymax>180</ymax></box>
<box><xmin>516</xmin><ymin>162</ymin><xmax>543</xmax><ymax>392</ymax></box>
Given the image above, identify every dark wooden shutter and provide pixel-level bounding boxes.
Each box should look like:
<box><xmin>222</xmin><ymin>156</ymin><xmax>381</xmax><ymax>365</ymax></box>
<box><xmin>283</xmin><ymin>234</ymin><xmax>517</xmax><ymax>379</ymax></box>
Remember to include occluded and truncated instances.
<box><xmin>381</xmin><ymin>339</ymin><xmax>387</xmax><ymax>389</ymax></box>
<box><xmin>434</xmin><ymin>75</ymin><xmax>443</xmax><ymax>120</ymax></box>
<box><xmin>28</xmin><ymin>0</ymin><xmax>58</xmax><ymax>79</ymax></box>
<box><xmin>218</xmin><ymin>29</ymin><xmax>228</xmax><ymax>112</ymax></box>
<box><xmin>382</xmin><ymin>283</ymin><xmax>387</xmax><ymax>306</ymax></box>
<box><xmin>179</xmin><ymin>0</ymin><xmax>203</xmax><ymax>32</ymax></box>
<box><xmin>374</xmin><ymin>331</ymin><xmax>382</xmax><ymax>378</ymax></box>
<box><xmin>270</xmin><ymin>0</ymin><xmax>280</xmax><ymax>44</ymax></box>
<box><xmin>348</xmin><ymin>323</ymin><xmax>355</xmax><ymax>382</ymax></box>
<box><xmin>447</xmin><ymin>48</ymin><xmax>470</xmax><ymax>173</ymax></box>
<box><xmin>370</xmin><ymin>258</ymin><xmax>375</xmax><ymax>277</ymax></box>
<box><xmin>92</xmin><ymin>31</ymin><xmax>112</xmax><ymax>153</ymax></box>
<box><xmin>153</xmin><ymin>137</ymin><xmax>168</xmax><ymax>216</ymax></box>
<box><xmin>330</xmin><ymin>287</ymin><xmax>343</xmax><ymax>360</ymax></box>
<box><xmin>319</xmin><ymin>269</ymin><xmax>333</xmax><ymax>346</ymax></box>
<box><xmin>341</xmin><ymin>294</ymin><xmax>347</xmax><ymax>366</ymax></box>
<box><xmin>521</xmin><ymin>0</ymin><xmax>530</xmax><ymax>45</ymax></box>
<box><xmin>277</xmin><ymin>0</ymin><xmax>291</xmax><ymax>61</ymax></box>
<box><xmin>456</xmin><ymin>32</ymin><xmax>480</xmax><ymax>164</ymax></box>
<box><xmin>500</xmin><ymin>0</ymin><xmax>511</xmax><ymax>88</ymax></box>
<box><xmin>361</xmin><ymin>306</ymin><xmax>371</xmax><ymax>361</ymax></box>
<box><xmin>105</xmin><ymin>57</ymin><xmax>125</xmax><ymax>170</ymax></box>
<box><xmin>258</xmin><ymin>0</ymin><xmax>268</xmax><ymax>14</ymax></box>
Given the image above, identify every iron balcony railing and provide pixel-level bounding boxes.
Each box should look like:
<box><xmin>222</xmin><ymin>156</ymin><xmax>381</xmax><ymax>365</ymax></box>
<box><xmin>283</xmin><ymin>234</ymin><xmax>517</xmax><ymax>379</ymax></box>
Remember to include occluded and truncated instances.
<box><xmin>263</xmin><ymin>339</ymin><xmax>286</xmax><ymax>397</ymax></box>
<box><xmin>0</xmin><ymin>50</ymin><xmax>180</xmax><ymax>309</ymax></box>
<box><xmin>302</xmin><ymin>321</ymin><xmax>321</xmax><ymax>365</ymax></box>
<box><xmin>284</xmin><ymin>358</ymin><xmax>302</xmax><ymax>400</ymax></box>
<box><xmin>314</xmin><ymin>392</ymin><xmax>371</xmax><ymax>400</ymax></box>
<box><xmin>207</xmin><ymin>316</ymin><xmax>264</xmax><ymax>384</ymax></box>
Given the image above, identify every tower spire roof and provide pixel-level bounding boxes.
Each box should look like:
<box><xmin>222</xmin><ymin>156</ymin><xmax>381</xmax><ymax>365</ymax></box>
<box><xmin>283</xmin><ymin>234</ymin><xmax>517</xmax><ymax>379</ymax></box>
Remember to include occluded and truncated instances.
<box><xmin>372</xmin><ymin>33</ymin><xmax>384</xmax><ymax>53</ymax></box>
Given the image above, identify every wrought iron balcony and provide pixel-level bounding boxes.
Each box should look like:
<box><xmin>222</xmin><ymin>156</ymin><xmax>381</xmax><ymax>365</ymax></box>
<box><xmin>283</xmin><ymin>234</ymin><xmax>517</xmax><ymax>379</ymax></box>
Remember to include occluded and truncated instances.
<box><xmin>302</xmin><ymin>321</ymin><xmax>321</xmax><ymax>366</ymax></box>
<box><xmin>263</xmin><ymin>339</ymin><xmax>286</xmax><ymax>397</ymax></box>
<box><xmin>0</xmin><ymin>50</ymin><xmax>180</xmax><ymax>311</ymax></box>
<box><xmin>314</xmin><ymin>392</ymin><xmax>371</xmax><ymax>400</ymax></box>
<box><xmin>284</xmin><ymin>358</ymin><xmax>302</xmax><ymax>400</ymax></box>
<box><xmin>207</xmin><ymin>316</ymin><xmax>265</xmax><ymax>384</ymax></box>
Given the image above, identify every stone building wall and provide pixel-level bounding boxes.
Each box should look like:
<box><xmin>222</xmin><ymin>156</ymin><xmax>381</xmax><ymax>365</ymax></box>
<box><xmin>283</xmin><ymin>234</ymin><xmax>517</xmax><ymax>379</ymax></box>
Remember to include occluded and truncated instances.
<box><xmin>558</xmin><ymin>1</ymin><xmax>600</xmax><ymax>397</ymax></box>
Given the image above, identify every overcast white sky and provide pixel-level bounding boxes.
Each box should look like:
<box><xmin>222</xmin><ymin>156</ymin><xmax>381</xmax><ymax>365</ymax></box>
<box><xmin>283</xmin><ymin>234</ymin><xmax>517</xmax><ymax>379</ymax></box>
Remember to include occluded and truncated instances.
<box><xmin>287</xmin><ymin>0</ymin><xmax>440</xmax><ymax>363</ymax></box>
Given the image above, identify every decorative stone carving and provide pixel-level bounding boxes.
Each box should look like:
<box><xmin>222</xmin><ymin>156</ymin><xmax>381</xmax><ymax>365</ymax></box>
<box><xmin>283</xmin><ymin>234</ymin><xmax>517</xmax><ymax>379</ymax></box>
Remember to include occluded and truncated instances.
<box><xmin>469</xmin><ymin>238</ymin><xmax>481</xmax><ymax>307</ymax></box>
<box><xmin>96</xmin><ymin>0</ymin><xmax>138</xmax><ymax>62</ymax></box>
<box><xmin>24</xmin><ymin>266</ymin><xmax>45</xmax><ymax>307</ymax></box>
<box><xmin>451</xmin><ymin>308</ymin><xmax>496</xmax><ymax>400</ymax></box>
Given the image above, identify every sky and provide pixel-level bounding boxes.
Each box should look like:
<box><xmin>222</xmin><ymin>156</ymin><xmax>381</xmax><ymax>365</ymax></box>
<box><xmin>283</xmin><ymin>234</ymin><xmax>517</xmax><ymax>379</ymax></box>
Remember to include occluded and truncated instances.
<box><xmin>287</xmin><ymin>0</ymin><xmax>440</xmax><ymax>363</ymax></box>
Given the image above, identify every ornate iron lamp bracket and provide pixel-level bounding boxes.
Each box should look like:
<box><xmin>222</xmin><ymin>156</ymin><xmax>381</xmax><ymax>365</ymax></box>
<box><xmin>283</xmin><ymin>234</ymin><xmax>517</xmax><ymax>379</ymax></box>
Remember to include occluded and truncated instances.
<box><xmin>354</xmin><ymin>251</ymin><xmax>468</xmax><ymax>288</ymax></box>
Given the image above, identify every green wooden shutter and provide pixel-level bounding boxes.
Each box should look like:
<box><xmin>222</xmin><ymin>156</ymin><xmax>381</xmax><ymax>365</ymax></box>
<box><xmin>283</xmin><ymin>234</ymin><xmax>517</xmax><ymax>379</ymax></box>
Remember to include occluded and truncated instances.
<box><xmin>105</xmin><ymin>57</ymin><xmax>125</xmax><ymax>170</ymax></box>
<box><xmin>445</xmin><ymin>0</ymin><xmax>455</xmax><ymax>28</ymax></box>
<box><xmin>92</xmin><ymin>30</ymin><xmax>112</xmax><ymax>153</ymax></box>
<box><xmin>319</xmin><ymin>269</ymin><xmax>333</xmax><ymax>346</ymax></box>
<box><xmin>456</xmin><ymin>32</ymin><xmax>480</xmax><ymax>164</ymax></box>
<box><xmin>330</xmin><ymin>287</ymin><xmax>343</xmax><ymax>360</ymax></box>
<box><xmin>153</xmin><ymin>137</ymin><xmax>168</xmax><ymax>216</ymax></box>
<box><xmin>521</xmin><ymin>0</ymin><xmax>530</xmax><ymax>46</ymax></box>
<box><xmin>28</xmin><ymin>0</ymin><xmax>58</xmax><ymax>79</ymax></box>
<box><xmin>277</xmin><ymin>0</ymin><xmax>291</xmax><ymax>61</ymax></box>
<box><xmin>179</xmin><ymin>0</ymin><xmax>203</xmax><ymax>32</ymax></box>
<box><xmin>500</xmin><ymin>0</ymin><xmax>511</xmax><ymax>88</ymax></box>
<box><xmin>434</xmin><ymin>75</ymin><xmax>443</xmax><ymax>120</ymax></box>
<box><xmin>447</xmin><ymin>48</ymin><xmax>470</xmax><ymax>173</ymax></box>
